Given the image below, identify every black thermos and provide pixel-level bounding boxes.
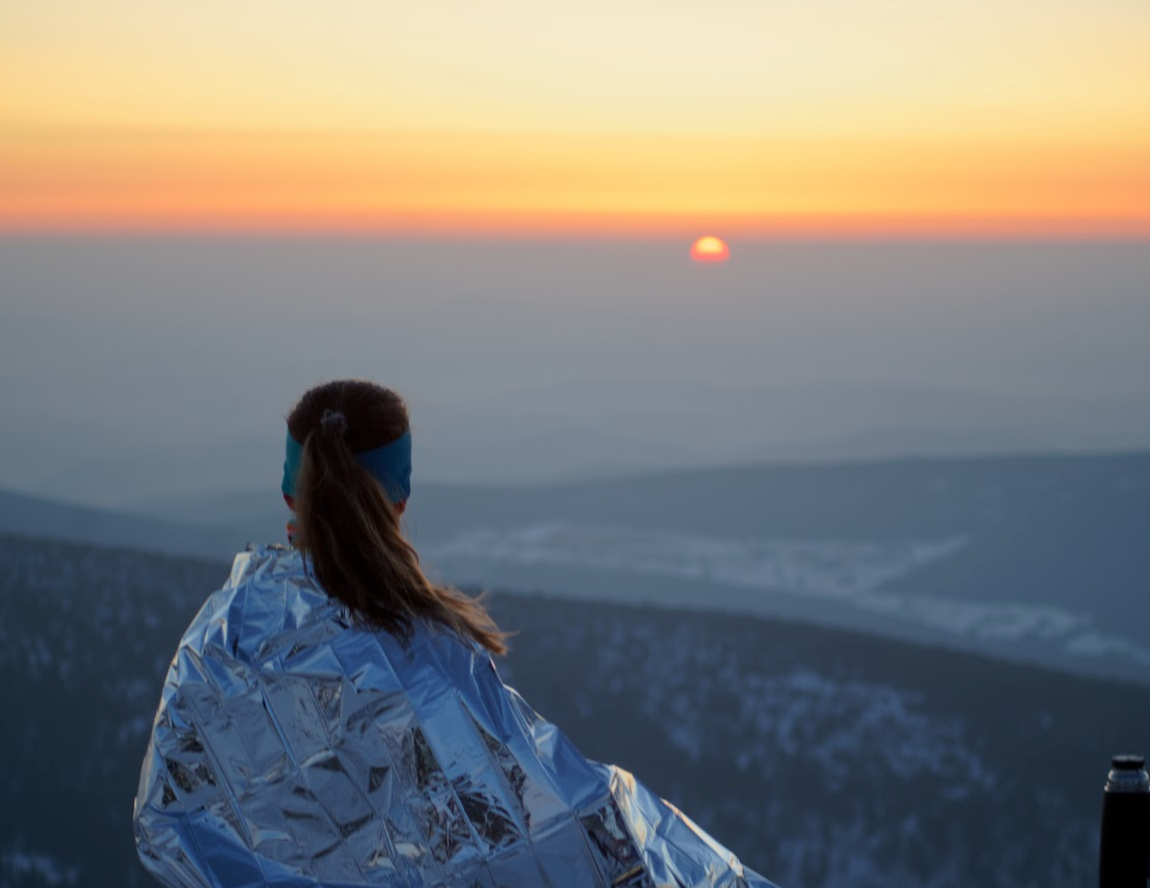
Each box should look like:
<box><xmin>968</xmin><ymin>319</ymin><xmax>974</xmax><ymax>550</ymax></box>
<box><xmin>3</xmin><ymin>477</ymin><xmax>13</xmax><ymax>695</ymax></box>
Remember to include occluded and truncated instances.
<box><xmin>1099</xmin><ymin>754</ymin><xmax>1150</xmax><ymax>888</ymax></box>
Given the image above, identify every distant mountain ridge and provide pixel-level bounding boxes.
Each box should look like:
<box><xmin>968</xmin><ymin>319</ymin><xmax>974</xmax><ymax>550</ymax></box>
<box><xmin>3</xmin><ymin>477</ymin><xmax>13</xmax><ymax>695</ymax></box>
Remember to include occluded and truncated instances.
<box><xmin>0</xmin><ymin>488</ymin><xmax>239</xmax><ymax>560</ymax></box>
<box><xmin>118</xmin><ymin>448</ymin><xmax>1150</xmax><ymax>539</ymax></box>
<box><xmin>410</xmin><ymin>451</ymin><xmax>1150</xmax><ymax>684</ymax></box>
<box><xmin>13</xmin><ymin>448</ymin><xmax>1150</xmax><ymax>546</ymax></box>
<box><xmin>4</xmin><ymin>450</ymin><xmax>1148</xmax><ymax>682</ymax></box>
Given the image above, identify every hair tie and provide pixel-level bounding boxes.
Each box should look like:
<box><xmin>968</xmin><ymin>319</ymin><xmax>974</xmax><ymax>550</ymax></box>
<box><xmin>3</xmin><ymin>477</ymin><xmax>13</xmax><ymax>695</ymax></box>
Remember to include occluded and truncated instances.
<box><xmin>320</xmin><ymin>409</ymin><xmax>348</xmax><ymax>434</ymax></box>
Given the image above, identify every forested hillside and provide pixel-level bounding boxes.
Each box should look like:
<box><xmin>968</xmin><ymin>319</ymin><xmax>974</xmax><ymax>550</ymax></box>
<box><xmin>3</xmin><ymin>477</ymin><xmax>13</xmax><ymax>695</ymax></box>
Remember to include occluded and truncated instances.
<box><xmin>2</xmin><ymin>532</ymin><xmax>1147</xmax><ymax>887</ymax></box>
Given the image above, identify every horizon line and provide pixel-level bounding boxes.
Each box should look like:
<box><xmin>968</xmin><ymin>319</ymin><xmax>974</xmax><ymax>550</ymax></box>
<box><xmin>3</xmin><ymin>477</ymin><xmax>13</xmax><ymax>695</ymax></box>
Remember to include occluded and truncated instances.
<box><xmin>4</xmin><ymin>214</ymin><xmax>1150</xmax><ymax>240</ymax></box>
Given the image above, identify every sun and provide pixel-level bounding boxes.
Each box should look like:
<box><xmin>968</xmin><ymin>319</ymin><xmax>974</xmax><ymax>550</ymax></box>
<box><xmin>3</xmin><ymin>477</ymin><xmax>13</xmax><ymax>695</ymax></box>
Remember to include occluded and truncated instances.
<box><xmin>690</xmin><ymin>235</ymin><xmax>730</xmax><ymax>262</ymax></box>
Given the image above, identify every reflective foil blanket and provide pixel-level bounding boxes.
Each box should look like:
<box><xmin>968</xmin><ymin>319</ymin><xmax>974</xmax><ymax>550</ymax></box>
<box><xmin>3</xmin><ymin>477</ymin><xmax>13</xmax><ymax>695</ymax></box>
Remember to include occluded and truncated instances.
<box><xmin>134</xmin><ymin>545</ymin><xmax>779</xmax><ymax>888</ymax></box>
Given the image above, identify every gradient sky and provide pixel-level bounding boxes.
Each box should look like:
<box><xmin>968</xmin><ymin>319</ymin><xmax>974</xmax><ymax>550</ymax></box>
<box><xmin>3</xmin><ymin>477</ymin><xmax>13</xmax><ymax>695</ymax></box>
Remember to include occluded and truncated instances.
<box><xmin>2</xmin><ymin>0</ymin><xmax>1148</xmax><ymax>234</ymax></box>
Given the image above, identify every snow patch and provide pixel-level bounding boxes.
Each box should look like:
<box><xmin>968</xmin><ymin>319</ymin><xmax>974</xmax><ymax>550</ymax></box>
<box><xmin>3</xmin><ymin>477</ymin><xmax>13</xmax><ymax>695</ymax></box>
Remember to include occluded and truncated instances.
<box><xmin>425</xmin><ymin>522</ymin><xmax>965</xmax><ymax>598</ymax></box>
<box><xmin>1</xmin><ymin>849</ymin><xmax>80</xmax><ymax>887</ymax></box>
<box><xmin>426</xmin><ymin>522</ymin><xmax>1150</xmax><ymax>671</ymax></box>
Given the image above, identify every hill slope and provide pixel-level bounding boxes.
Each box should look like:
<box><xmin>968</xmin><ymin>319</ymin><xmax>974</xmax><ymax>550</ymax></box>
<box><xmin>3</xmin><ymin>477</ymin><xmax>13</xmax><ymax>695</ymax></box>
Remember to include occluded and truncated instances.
<box><xmin>7</xmin><ymin>451</ymin><xmax>1150</xmax><ymax>682</ymax></box>
<box><xmin>2</xmin><ymin>532</ymin><xmax>1147</xmax><ymax>888</ymax></box>
<box><xmin>0</xmin><ymin>488</ymin><xmax>252</xmax><ymax>560</ymax></box>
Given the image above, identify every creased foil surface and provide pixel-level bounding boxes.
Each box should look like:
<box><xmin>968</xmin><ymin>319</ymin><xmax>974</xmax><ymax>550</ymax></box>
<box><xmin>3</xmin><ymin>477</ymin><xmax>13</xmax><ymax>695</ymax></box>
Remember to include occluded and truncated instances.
<box><xmin>134</xmin><ymin>545</ymin><xmax>779</xmax><ymax>888</ymax></box>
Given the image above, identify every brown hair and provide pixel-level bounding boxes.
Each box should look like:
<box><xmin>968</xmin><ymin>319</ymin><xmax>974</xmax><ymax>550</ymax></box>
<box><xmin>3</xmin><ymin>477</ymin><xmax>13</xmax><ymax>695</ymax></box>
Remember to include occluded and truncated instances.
<box><xmin>287</xmin><ymin>379</ymin><xmax>508</xmax><ymax>655</ymax></box>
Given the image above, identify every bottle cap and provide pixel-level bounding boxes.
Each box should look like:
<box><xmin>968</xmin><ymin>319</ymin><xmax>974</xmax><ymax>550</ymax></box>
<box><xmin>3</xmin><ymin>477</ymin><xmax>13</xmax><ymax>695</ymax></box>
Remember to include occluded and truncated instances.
<box><xmin>1106</xmin><ymin>754</ymin><xmax>1150</xmax><ymax>793</ymax></box>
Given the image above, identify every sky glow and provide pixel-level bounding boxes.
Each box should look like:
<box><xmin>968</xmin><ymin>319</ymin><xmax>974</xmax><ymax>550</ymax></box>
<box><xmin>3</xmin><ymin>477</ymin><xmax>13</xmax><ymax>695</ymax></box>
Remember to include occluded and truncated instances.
<box><xmin>2</xmin><ymin>0</ymin><xmax>1148</xmax><ymax>235</ymax></box>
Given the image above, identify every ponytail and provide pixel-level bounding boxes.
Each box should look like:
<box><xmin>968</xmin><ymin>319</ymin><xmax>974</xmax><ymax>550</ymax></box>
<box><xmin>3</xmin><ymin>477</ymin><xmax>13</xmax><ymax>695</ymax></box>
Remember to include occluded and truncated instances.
<box><xmin>289</xmin><ymin>381</ymin><xmax>508</xmax><ymax>656</ymax></box>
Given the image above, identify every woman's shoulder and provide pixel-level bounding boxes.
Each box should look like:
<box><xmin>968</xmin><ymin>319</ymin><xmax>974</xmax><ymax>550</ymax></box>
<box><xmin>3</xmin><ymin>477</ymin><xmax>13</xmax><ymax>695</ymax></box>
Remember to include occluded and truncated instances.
<box><xmin>223</xmin><ymin>542</ymin><xmax>310</xmax><ymax>595</ymax></box>
<box><xmin>178</xmin><ymin>544</ymin><xmax>484</xmax><ymax>684</ymax></box>
<box><xmin>174</xmin><ymin>544</ymin><xmax>343</xmax><ymax>667</ymax></box>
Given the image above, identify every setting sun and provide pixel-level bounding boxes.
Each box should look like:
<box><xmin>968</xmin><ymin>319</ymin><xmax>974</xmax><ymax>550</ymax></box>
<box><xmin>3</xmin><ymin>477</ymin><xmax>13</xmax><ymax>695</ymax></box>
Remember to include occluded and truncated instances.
<box><xmin>690</xmin><ymin>236</ymin><xmax>730</xmax><ymax>262</ymax></box>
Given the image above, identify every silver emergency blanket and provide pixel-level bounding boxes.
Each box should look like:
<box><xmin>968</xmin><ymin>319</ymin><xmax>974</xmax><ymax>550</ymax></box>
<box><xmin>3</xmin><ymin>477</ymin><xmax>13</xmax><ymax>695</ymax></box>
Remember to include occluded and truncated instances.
<box><xmin>134</xmin><ymin>545</ymin><xmax>779</xmax><ymax>888</ymax></box>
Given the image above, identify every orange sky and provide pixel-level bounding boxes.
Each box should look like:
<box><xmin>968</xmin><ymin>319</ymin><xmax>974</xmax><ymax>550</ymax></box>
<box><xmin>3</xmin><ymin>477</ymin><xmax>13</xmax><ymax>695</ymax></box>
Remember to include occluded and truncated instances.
<box><xmin>2</xmin><ymin>0</ymin><xmax>1149</xmax><ymax>236</ymax></box>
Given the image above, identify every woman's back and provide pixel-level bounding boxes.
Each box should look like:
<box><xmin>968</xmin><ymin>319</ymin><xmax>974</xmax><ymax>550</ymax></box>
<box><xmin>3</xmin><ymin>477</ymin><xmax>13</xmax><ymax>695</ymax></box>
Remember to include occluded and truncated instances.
<box><xmin>134</xmin><ymin>545</ymin><xmax>776</xmax><ymax>888</ymax></box>
<box><xmin>134</xmin><ymin>379</ymin><xmax>778</xmax><ymax>887</ymax></box>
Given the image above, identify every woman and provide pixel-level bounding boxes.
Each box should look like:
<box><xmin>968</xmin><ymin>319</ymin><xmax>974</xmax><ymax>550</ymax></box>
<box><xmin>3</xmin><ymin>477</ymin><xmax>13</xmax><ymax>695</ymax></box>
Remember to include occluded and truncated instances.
<box><xmin>134</xmin><ymin>379</ymin><xmax>778</xmax><ymax>888</ymax></box>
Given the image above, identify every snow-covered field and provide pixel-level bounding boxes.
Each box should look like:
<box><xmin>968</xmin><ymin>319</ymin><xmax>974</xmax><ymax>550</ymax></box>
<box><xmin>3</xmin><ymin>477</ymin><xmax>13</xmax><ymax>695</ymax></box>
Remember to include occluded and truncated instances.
<box><xmin>424</xmin><ymin>522</ymin><xmax>1150</xmax><ymax>677</ymax></box>
<box><xmin>425</xmin><ymin>522</ymin><xmax>967</xmax><ymax>597</ymax></box>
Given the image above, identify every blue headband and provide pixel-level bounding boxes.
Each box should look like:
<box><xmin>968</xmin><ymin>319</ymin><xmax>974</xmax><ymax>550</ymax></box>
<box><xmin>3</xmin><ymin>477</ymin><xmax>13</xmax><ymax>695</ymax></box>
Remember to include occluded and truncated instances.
<box><xmin>281</xmin><ymin>428</ymin><xmax>412</xmax><ymax>505</ymax></box>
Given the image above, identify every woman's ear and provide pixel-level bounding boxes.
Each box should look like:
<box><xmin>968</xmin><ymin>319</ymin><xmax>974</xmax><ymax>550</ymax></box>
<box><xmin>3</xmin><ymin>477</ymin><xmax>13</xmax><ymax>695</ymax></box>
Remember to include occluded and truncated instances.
<box><xmin>395</xmin><ymin>499</ymin><xmax>407</xmax><ymax>516</ymax></box>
